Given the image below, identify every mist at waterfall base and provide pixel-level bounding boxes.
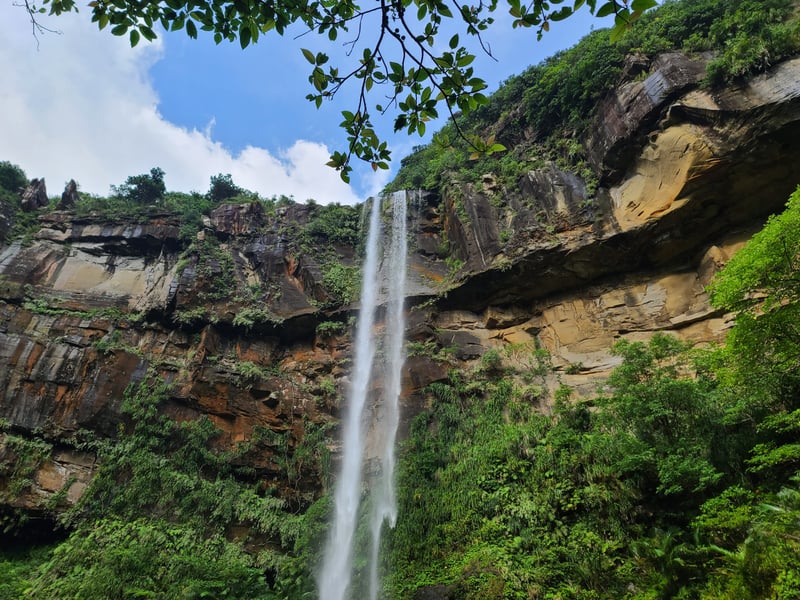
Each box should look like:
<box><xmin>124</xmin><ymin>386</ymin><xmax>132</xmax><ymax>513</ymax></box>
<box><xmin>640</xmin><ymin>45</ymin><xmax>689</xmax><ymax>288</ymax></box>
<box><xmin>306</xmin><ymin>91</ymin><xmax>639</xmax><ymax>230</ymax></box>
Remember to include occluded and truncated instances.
<box><xmin>318</xmin><ymin>192</ymin><xmax>410</xmax><ymax>600</ymax></box>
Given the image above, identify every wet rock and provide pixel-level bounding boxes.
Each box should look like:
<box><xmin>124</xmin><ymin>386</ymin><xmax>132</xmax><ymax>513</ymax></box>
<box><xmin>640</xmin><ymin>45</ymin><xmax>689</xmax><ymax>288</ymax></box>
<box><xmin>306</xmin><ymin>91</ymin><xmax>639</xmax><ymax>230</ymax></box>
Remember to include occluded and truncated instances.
<box><xmin>413</xmin><ymin>584</ymin><xmax>456</xmax><ymax>600</ymax></box>
<box><xmin>520</xmin><ymin>162</ymin><xmax>588</xmax><ymax>226</ymax></box>
<box><xmin>436</xmin><ymin>329</ymin><xmax>485</xmax><ymax>359</ymax></box>
<box><xmin>443</xmin><ymin>188</ymin><xmax>501</xmax><ymax>270</ymax></box>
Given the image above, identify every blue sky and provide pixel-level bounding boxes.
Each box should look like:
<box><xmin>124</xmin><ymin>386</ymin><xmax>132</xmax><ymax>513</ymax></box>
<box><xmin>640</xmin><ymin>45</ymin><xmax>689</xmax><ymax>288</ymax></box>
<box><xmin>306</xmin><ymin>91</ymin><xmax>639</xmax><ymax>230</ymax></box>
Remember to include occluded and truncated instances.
<box><xmin>0</xmin><ymin>2</ymin><xmax>615</xmax><ymax>204</ymax></box>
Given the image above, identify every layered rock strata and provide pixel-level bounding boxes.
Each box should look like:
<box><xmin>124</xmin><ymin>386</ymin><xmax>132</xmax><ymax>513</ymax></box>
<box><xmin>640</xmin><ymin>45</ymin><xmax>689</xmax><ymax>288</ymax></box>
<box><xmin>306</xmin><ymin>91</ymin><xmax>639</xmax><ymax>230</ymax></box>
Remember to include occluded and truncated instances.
<box><xmin>2</xmin><ymin>53</ymin><xmax>800</xmax><ymax>522</ymax></box>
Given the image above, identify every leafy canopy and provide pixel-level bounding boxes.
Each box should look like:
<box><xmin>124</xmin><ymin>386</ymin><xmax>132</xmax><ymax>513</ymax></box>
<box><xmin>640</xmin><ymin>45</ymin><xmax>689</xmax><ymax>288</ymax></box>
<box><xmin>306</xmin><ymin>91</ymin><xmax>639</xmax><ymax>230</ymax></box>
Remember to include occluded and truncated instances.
<box><xmin>0</xmin><ymin>161</ymin><xmax>27</xmax><ymax>197</ymax></box>
<box><xmin>23</xmin><ymin>0</ymin><xmax>656</xmax><ymax>181</ymax></box>
<box><xmin>110</xmin><ymin>166</ymin><xmax>167</xmax><ymax>205</ymax></box>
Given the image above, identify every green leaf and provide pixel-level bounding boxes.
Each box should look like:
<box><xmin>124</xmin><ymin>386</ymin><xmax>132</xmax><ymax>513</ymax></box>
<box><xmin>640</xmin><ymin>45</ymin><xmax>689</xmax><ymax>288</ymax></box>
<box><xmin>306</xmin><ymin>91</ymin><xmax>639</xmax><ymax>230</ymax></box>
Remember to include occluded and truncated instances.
<box><xmin>186</xmin><ymin>19</ymin><xmax>197</xmax><ymax>38</ymax></box>
<box><xmin>595</xmin><ymin>1</ymin><xmax>617</xmax><ymax>18</ymax></box>
<box><xmin>631</xmin><ymin>0</ymin><xmax>656</xmax><ymax>12</ymax></box>
<box><xmin>301</xmin><ymin>48</ymin><xmax>315</xmax><ymax>64</ymax></box>
<box><xmin>550</xmin><ymin>6</ymin><xmax>573</xmax><ymax>21</ymax></box>
<box><xmin>239</xmin><ymin>25</ymin><xmax>251</xmax><ymax>49</ymax></box>
<box><xmin>312</xmin><ymin>68</ymin><xmax>327</xmax><ymax>91</ymax></box>
<box><xmin>129</xmin><ymin>28</ymin><xmax>140</xmax><ymax>46</ymax></box>
<box><xmin>456</xmin><ymin>53</ymin><xmax>475</xmax><ymax>67</ymax></box>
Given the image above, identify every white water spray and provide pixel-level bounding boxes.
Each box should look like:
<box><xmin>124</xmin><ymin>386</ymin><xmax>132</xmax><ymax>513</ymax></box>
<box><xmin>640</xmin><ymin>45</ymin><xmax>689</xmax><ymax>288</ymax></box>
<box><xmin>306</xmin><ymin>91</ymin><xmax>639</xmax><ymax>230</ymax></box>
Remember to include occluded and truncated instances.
<box><xmin>318</xmin><ymin>192</ymin><xmax>409</xmax><ymax>600</ymax></box>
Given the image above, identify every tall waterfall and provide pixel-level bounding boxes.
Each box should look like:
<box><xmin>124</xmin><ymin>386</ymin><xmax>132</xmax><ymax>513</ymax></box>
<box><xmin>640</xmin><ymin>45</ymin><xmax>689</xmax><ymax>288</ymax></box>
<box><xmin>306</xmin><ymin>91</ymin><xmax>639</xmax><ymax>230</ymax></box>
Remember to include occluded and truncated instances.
<box><xmin>318</xmin><ymin>192</ymin><xmax>409</xmax><ymax>600</ymax></box>
<box><xmin>368</xmin><ymin>192</ymin><xmax>407</xmax><ymax>600</ymax></box>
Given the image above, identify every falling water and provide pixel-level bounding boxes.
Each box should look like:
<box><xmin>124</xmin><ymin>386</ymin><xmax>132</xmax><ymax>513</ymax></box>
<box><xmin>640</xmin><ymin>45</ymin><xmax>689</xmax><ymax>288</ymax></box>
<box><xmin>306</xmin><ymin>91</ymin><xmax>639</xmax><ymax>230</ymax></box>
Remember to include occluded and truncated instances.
<box><xmin>318</xmin><ymin>192</ymin><xmax>408</xmax><ymax>600</ymax></box>
<box><xmin>368</xmin><ymin>191</ymin><xmax>407</xmax><ymax>600</ymax></box>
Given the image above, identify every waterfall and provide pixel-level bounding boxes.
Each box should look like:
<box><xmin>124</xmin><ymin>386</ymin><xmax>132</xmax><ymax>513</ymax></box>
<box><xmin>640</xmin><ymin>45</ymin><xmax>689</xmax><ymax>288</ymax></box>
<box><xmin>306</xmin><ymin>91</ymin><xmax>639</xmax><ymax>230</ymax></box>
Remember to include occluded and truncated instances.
<box><xmin>368</xmin><ymin>191</ymin><xmax>407</xmax><ymax>600</ymax></box>
<box><xmin>318</xmin><ymin>192</ymin><xmax>408</xmax><ymax>600</ymax></box>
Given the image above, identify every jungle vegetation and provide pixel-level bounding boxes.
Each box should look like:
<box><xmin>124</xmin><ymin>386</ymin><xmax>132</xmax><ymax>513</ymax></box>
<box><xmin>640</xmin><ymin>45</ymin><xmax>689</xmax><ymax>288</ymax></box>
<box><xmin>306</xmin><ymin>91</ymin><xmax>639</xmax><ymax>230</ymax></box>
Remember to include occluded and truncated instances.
<box><xmin>2</xmin><ymin>186</ymin><xmax>799</xmax><ymax>598</ymax></box>
<box><xmin>338</xmin><ymin>187</ymin><xmax>800</xmax><ymax>599</ymax></box>
<box><xmin>1</xmin><ymin>1</ymin><xmax>800</xmax><ymax>596</ymax></box>
<box><xmin>383</xmin><ymin>181</ymin><xmax>800</xmax><ymax>597</ymax></box>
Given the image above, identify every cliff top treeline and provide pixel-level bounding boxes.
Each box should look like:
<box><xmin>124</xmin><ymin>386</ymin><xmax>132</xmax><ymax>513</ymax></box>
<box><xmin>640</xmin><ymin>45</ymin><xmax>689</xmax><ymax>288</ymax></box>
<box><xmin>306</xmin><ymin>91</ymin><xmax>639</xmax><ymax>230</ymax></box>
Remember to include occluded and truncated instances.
<box><xmin>0</xmin><ymin>163</ymin><xmax>361</xmax><ymax>251</ymax></box>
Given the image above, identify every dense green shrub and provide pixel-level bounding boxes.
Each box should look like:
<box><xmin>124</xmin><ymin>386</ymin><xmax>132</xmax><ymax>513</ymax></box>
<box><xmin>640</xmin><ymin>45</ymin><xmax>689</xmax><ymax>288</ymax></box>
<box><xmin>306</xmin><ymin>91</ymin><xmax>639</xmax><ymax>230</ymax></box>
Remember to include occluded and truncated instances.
<box><xmin>302</xmin><ymin>202</ymin><xmax>362</xmax><ymax>247</ymax></box>
<box><xmin>207</xmin><ymin>172</ymin><xmax>242</xmax><ymax>203</ymax></box>
<box><xmin>0</xmin><ymin>547</ymin><xmax>50</xmax><ymax>600</ymax></box>
<box><xmin>0</xmin><ymin>161</ymin><xmax>27</xmax><ymax>197</ymax></box>
<box><xmin>601</xmin><ymin>334</ymin><xmax>725</xmax><ymax>499</ymax></box>
<box><xmin>703</xmin><ymin>0</ymin><xmax>800</xmax><ymax>85</ymax></box>
<box><xmin>316</xmin><ymin>320</ymin><xmax>347</xmax><ymax>337</ymax></box>
<box><xmin>8</xmin><ymin>379</ymin><xmax>328</xmax><ymax>598</ymax></box>
<box><xmin>27</xmin><ymin>519</ymin><xmax>272</xmax><ymax>599</ymax></box>
<box><xmin>321</xmin><ymin>261</ymin><xmax>360</xmax><ymax>307</ymax></box>
<box><xmin>110</xmin><ymin>166</ymin><xmax>166</xmax><ymax>205</ymax></box>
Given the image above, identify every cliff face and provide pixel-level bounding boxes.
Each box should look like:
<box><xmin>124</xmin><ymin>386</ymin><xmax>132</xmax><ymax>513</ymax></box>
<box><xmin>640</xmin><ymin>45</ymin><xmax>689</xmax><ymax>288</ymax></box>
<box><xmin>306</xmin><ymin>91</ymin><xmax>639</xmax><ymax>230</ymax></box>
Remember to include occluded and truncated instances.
<box><xmin>2</xmin><ymin>53</ymin><xmax>800</xmax><ymax>524</ymax></box>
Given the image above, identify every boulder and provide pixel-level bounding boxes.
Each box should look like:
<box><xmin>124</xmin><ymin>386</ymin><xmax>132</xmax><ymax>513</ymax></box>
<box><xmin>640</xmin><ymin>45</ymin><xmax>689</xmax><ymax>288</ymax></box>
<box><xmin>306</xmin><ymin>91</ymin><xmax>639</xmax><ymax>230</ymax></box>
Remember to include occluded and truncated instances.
<box><xmin>20</xmin><ymin>178</ymin><xmax>48</xmax><ymax>212</ymax></box>
<box><xmin>210</xmin><ymin>201</ymin><xmax>267</xmax><ymax>236</ymax></box>
<box><xmin>58</xmin><ymin>179</ymin><xmax>80</xmax><ymax>210</ymax></box>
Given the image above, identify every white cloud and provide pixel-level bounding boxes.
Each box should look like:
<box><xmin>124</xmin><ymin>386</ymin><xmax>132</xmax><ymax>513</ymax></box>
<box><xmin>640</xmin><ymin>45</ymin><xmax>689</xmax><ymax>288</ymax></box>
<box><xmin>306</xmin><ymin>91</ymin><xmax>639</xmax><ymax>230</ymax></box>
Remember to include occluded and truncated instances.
<box><xmin>0</xmin><ymin>3</ymin><xmax>366</xmax><ymax>204</ymax></box>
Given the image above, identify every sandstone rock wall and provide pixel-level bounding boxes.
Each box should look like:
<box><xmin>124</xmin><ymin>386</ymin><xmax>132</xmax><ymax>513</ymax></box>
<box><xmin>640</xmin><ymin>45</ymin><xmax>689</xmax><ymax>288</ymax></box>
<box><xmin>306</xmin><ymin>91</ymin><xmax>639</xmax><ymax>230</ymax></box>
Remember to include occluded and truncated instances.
<box><xmin>2</xmin><ymin>53</ymin><xmax>800</xmax><ymax>521</ymax></box>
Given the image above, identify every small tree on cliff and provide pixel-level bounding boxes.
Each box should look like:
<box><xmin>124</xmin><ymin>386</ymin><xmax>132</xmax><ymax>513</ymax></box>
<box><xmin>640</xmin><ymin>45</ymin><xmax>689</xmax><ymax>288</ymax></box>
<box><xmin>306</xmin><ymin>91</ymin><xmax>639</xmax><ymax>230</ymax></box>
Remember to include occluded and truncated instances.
<box><xmin>111</xmin><ymin>167</ymin><xmax>167</xmax><ymax>205</ymax></box>
<box><xmin>20</xmin><ymin>0</ymin><xmax>656</xmax><ymax>181</ymax></box>
<box><xmin>0</xmin><ymin>161</ymin><xmax>28</xmax><ymax>199</ymax></box>
<box><xmin>207</xmin><ymin>173</ymin><xmax>241</xmax><ymax>203</ymax></box>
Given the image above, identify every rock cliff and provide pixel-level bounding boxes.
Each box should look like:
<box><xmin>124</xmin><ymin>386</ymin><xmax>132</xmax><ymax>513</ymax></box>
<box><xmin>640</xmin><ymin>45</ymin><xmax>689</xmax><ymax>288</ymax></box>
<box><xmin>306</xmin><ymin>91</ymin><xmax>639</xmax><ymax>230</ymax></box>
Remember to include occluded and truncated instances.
<box><xmin>2</xmin><ymin>53</ymin><xmax>800</xmax><ymax>529</ymax></box>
